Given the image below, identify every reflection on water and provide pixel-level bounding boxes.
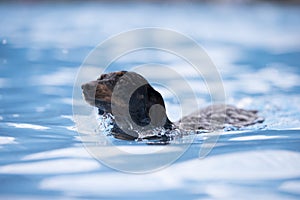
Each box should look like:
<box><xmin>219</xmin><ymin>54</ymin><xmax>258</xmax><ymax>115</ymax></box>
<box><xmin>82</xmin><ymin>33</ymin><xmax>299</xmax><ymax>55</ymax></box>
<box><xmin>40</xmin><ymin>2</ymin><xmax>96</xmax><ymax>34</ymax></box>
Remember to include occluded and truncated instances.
<box><xmin>0</xmin><ymin>2</ymin><xmax>300</xmax><ymax>199</ymax></box>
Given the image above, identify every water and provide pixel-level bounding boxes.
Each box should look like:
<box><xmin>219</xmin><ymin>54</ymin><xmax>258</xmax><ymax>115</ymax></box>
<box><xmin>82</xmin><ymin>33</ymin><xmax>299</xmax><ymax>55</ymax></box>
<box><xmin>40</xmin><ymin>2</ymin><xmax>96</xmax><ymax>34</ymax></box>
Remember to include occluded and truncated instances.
<box><xmin>1</xmin><ymin>2</ymin><xmax>300</xmax><ymax>199</ymax></box>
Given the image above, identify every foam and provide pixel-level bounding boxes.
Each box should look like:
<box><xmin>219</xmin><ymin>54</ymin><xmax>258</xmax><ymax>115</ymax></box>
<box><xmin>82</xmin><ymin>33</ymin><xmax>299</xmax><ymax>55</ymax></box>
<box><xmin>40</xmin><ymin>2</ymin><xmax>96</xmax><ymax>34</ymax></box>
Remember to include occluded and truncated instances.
<box><xmin>6</xmin><ymin>123</ymin><xmax>49</xmax><ymax>130</ymax></box>
<box><xmin>0</xmin><ymin>158</ymin><xmax>100</xmax><ymax>174</ymax></box>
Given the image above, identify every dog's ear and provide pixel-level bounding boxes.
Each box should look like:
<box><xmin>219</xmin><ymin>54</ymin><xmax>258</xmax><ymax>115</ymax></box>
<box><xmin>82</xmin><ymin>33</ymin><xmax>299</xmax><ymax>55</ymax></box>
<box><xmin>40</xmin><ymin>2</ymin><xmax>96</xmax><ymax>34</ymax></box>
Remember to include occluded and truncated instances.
<box><xmin>145</xmin><ymin>85</ymin><xmax>168</xmax><ymax>127</ymax></box>
<box><xmin>147</xmin><ymin>85</ymin><xmax>165</xmax><ymax>108</ymax></box>
<box><xmin>128</xmin><ymin>84</ymin><xmax>149</xmax><ymax>126</ymax></box>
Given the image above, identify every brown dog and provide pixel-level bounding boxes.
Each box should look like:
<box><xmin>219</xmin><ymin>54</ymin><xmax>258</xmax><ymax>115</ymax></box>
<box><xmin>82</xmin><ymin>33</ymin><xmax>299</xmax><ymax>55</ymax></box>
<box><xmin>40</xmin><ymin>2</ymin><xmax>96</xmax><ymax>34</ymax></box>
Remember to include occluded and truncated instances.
<box><xmin>82</xmin><ymin>71</ymin><xmax>264</xmax><ymax>140</ymax></box>
<box><xmin>82</xmin><ymin>71</ymin><xmax>173</xmax><ymax>140</ymax></box>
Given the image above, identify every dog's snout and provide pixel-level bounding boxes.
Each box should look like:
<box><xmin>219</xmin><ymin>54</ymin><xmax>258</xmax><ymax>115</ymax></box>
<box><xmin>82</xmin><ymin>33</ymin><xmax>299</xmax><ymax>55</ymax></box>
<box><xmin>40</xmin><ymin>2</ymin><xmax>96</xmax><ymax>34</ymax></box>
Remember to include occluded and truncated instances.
<box><xmin>81</xmin><ymin>81</ymin><xmax>97</xmax><ymax>91</ymax></box>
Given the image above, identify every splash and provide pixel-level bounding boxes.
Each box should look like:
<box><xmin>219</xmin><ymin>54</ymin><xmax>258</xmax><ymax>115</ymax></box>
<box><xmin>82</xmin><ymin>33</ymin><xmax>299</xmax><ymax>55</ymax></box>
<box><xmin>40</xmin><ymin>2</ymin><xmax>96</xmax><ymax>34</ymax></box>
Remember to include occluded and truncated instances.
<box><xmin>95</xmin><ymin>113</ymin><xmax>114</xmax><ymax>136</ymax></box>
<box><xmin>95</xmin><ymin>113</ymin><xmax>184</xmax><ymax>143</ymax></box>
<box><xmin>94</xmin><ymin>107</ymin><xmax>268</xmax><ymax>144</ymax></box>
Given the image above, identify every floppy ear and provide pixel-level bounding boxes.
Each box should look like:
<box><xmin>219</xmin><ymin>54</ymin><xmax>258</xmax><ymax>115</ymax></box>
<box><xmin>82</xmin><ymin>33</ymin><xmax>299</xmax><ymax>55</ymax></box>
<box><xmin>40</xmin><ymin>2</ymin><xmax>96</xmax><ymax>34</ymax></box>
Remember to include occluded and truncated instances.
<box><xmin>147</xmin><ymin>85</ymin><xmax>165</xmax><ymax>109</ymax></box>
<box><xmin>146</xmin><ymin>85</ymin><xmax>173</xmax><ymax>129</ymax></box>
<box><xmin>129</xmin><ymin>84</ymin><xmax>167</xmax><ymax>127</ymax></box>
<box><xmin>128</xmin><ymin>84</ymin><xmax>150</xmax><ymax>126</ymax></box>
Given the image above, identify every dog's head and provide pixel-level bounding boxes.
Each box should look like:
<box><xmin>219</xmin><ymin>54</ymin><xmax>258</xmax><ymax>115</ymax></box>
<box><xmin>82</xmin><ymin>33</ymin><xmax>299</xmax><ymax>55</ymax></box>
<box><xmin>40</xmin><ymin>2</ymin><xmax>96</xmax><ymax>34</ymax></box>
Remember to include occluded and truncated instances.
<box><xmin>81</xmin><ymin>71</ymin><xmax>173</xmax><ymax>130</ymax></box>
<box><xmin>82</xmin><ymin>71</ymin><xmax>126</xmax><ymax>114</ymax></box>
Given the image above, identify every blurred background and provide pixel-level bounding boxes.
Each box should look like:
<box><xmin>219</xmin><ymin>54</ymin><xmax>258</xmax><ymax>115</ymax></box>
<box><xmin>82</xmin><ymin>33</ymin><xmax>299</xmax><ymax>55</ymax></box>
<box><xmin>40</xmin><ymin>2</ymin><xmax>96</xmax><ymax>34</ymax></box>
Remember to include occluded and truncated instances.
<box><xmin>0</xmin><ymin>0</ymin><xmax>300</xmax><ymax>199</ymax></box>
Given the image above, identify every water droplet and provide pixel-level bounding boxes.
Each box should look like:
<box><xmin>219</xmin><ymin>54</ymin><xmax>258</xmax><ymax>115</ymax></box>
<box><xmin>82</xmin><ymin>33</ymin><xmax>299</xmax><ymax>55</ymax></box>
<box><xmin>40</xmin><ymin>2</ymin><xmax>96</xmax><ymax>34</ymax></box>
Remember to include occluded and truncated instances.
<box><xmin>96</xmin><ymin>113</ymin><xmax>114</xmax><ymax>134</ymax></box>
<box><xmin>2</xmin><ymin>39</ymin><xmax>7</xmax><ymax>45</ymax></box>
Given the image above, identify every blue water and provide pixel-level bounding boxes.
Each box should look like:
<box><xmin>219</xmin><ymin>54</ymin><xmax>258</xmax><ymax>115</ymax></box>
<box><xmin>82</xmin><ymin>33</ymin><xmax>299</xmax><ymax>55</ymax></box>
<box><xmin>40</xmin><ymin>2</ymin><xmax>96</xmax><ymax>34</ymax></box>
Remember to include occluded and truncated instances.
<box><xmin>1</xmin><ymin>2</ymin><xmax>300</xmax><ymax>199</ymax></box>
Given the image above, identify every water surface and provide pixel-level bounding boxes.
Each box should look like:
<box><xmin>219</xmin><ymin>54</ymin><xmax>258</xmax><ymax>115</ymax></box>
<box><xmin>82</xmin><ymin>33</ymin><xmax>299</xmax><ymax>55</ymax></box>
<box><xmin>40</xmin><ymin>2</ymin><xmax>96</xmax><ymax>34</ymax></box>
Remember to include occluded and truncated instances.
<box><xmin>0</xmin><ymin>2</ymin><xmax>300</xmax><ymax>199</ymax></box>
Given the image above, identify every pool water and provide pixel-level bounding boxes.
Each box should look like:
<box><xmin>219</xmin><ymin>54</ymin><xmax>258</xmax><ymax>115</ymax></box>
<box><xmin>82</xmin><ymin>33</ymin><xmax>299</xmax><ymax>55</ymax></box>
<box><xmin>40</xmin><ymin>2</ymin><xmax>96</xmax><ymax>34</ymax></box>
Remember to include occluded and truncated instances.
<box><xmin>0</xmin><ymin>2</ymin><xmax>300</xmax><ymax>199</ymax></box>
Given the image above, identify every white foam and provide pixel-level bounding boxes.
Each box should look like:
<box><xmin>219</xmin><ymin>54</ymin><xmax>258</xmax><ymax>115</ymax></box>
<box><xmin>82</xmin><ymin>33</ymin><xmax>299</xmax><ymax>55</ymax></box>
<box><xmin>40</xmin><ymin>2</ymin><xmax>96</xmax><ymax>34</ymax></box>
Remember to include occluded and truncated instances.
<box><xmin>6</xmin><ymin>123</ymin><xmax>49</xmax><ymax>130</ymax></box>
<box><xmin>0</xmin><ymin>158</ymin><xmax>100</xmax><ymax>174</ymax></box>
<box><xmin>0</xmin><ymin>136</ymin><xmax>16</xmax><ymax>145</ymax></box>
<box><xmin>229</xmin><ymin>135</ymin><xmax>288</xmax><ymax>141</ymax></box>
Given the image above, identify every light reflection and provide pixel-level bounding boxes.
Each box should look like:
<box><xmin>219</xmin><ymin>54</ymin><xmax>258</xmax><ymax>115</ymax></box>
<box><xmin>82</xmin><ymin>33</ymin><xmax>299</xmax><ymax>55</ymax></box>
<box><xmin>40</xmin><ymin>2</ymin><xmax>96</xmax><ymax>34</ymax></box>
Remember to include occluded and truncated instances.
<box><xmin>0</xmin><ymin>136</ymin><xmax>16</xmax><ymax>145</ymax></box>
<box><xmin>6</xmin><ymin>122</ymin><xmax>49</xmax><ymax>130</ymax></box>
<box><xmin>229</xmin><ymin>135</ymin><xmax>288</xmax><ymax>141</ymax></box>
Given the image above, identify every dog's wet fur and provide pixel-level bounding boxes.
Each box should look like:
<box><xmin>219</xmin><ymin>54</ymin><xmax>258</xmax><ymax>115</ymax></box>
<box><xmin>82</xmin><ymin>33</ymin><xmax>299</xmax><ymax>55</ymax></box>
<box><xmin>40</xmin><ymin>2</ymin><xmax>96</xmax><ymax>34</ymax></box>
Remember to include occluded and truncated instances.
<box><xmin>82</xmin><ymin>71</ymin><xmax>264</xmax><ymax>141</ymax></box>
<box><xmin>82</xmin><ymin>71</ymin><xmax>173</xmax><ymax>140</ymax></box>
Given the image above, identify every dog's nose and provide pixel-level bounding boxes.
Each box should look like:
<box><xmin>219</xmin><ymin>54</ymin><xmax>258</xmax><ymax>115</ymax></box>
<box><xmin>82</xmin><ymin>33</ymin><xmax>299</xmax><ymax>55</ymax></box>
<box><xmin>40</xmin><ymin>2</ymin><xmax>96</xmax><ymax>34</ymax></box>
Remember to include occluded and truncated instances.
<box><xmin>81</xmin><ymin>83</ymin><xmax>90</xmax><ymax>90</ymax></box>
<box><xmin>81</xmin><ymin>81</ymin><xmax>97</xmax><ymax>90</ymax></box>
